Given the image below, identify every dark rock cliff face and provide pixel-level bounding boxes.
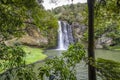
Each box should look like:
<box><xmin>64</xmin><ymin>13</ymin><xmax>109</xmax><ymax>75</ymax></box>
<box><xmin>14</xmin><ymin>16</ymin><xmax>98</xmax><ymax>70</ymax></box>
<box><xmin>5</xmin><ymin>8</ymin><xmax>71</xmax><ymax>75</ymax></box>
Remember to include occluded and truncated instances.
<box><xmin>72</xmin><ymin>22</ymin><xmax>87</xmax><ymax>42</ymax></box>
<box><xmin>5</xmin><ymin>25</ymin><xmax>48</xmax><ymax>47</ymax></box>
<box><xmin>71</xmin><ymin>22</ymin><xmax>113</xmax><ymax>48</ymax></box>
<box><xmin>5</xmin><ymin>25</ymin><xmax>57</xmax><ymax>48</ymax></box>
<box><xmin>19</xmin><ymin>25</ymin><xmax>48</xmax><ymax>47</ymax></box>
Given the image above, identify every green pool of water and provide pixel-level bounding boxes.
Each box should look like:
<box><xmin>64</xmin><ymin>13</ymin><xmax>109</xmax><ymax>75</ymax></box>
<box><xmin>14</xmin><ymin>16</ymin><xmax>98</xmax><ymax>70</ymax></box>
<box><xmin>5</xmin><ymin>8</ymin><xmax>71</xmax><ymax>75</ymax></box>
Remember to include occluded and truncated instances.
<box><xmin>44</xmin><ymin>49</ymin><xmax>120</xmax><ymax>62</ymax></box>
<box><xmin>43</xmin><ymin>49</ymin><xmax>120</xmax><ymax>80</ymax></box>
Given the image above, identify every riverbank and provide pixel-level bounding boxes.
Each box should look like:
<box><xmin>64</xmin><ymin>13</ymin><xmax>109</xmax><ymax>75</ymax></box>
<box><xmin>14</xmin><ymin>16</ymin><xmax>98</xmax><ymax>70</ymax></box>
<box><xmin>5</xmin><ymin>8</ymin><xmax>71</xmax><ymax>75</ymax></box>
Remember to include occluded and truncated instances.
<box><xmin>109</xmin><ymin>46</ymin><xmax>120</xmax><ymax>51</ymax></box>
<box><xmin>22</xmin><ymin>44</ymin><xmax>120</xmax><ymax>65</ymax></box>
<box><xmin>21</xmin><ymin>46</ymin><xmax>47</xmax><ymax>64</ymax></box>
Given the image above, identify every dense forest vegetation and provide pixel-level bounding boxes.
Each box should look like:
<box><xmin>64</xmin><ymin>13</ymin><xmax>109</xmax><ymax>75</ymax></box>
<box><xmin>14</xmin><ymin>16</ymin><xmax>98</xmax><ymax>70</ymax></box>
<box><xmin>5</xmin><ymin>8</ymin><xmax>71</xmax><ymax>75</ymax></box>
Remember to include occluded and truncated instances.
<box><xmin>0</xmin><ymin>0</ymin><xmax>58</xmax><ymax>48</ymax></box>
<box><xmin>0</xmin><ymin>0</ymin><xmax>120</xmax><ymax>80</ymax></box>
<box><xmin>52</xmin><ymin>2</ymin><xmax>120</xmax><ymax>49</ymax></box>
<box><xmin>51</xmin><ymin>3</ymin><xmax>86</xmax><ymax>24</ymax></box>
<box><xmin>0</xmin><ymin>0</ymin><xmax>58</xmax><ymax>79</ymax></box>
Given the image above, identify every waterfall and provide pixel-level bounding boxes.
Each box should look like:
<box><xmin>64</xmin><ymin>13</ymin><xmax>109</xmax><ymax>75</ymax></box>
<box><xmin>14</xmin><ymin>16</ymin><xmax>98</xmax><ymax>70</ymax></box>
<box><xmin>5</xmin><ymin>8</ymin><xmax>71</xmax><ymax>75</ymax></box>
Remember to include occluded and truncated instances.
<box><xmin>57</xmin><ymin>21</ymin><xmax>74</xmax><ymax>50</ymax></box>
<box><xmin>58</xmin><ymin>21</ymin><xmax>65</xmax><ymax>50</ymax></box>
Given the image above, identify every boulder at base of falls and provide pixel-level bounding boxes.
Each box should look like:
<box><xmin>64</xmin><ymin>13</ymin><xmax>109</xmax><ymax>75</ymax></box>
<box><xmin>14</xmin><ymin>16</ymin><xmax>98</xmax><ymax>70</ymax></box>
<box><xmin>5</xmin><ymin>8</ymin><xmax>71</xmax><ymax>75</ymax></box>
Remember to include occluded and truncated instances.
<box><xmin>95</xmin><ymin>34</ymin><xmax>113</xmax><ymax>48</ymax></box>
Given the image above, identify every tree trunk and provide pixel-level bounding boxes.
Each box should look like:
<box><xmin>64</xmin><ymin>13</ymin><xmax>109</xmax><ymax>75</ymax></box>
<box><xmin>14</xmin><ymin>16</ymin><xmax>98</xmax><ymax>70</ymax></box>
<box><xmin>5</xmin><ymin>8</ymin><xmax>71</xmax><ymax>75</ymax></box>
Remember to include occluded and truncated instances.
<box><xmin>87</xmin><ymin>0</ymin><xmax>96</xmax><ymax>80</ymax></box>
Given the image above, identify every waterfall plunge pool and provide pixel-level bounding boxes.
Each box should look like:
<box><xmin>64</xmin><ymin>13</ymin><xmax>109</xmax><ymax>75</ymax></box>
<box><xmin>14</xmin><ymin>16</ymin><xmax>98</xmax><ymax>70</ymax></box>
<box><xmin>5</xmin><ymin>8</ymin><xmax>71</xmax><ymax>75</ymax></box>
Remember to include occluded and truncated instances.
<box><xmin>44</xmin><ymin>49</ymin><xmax>120</xmax><ymax>62</ymax></box>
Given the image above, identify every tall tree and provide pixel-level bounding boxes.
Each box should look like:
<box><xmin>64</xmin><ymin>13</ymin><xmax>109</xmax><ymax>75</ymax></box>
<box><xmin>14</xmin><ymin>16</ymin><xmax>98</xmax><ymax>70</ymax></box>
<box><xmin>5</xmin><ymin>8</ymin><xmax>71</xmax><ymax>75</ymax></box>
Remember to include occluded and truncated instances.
<box><xmin>87</xmin><ymin>0</ymin><xmax>96</xmax><ymax>80</ymax></box>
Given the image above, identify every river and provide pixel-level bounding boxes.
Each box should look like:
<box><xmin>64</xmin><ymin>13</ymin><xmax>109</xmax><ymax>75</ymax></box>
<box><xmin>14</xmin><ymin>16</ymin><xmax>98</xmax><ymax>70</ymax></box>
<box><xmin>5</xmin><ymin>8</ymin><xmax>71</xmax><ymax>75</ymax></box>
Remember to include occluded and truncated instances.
<box><xmin>43</xmin><ymin>49</ymin><xmax>120</xmax><ymax>80</ymax></box>
<box><xmin>44</xmin><ymin>49</ymin><xmax>120</xmax><ymax>62</ymax></box>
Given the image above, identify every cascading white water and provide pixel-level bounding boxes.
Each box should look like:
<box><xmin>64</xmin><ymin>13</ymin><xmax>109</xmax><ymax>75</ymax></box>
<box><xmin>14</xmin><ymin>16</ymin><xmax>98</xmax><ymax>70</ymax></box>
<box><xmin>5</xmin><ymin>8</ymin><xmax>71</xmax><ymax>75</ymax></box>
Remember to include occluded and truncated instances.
<box><xmin>57</xmin><ymin>21</ymin><xmax>65</xmax><ymax>50</ymax></box>
<box><xmin>57</xmin><ymin>21</ymin><xmax>74</xmax><ymax>50</ymax></box>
